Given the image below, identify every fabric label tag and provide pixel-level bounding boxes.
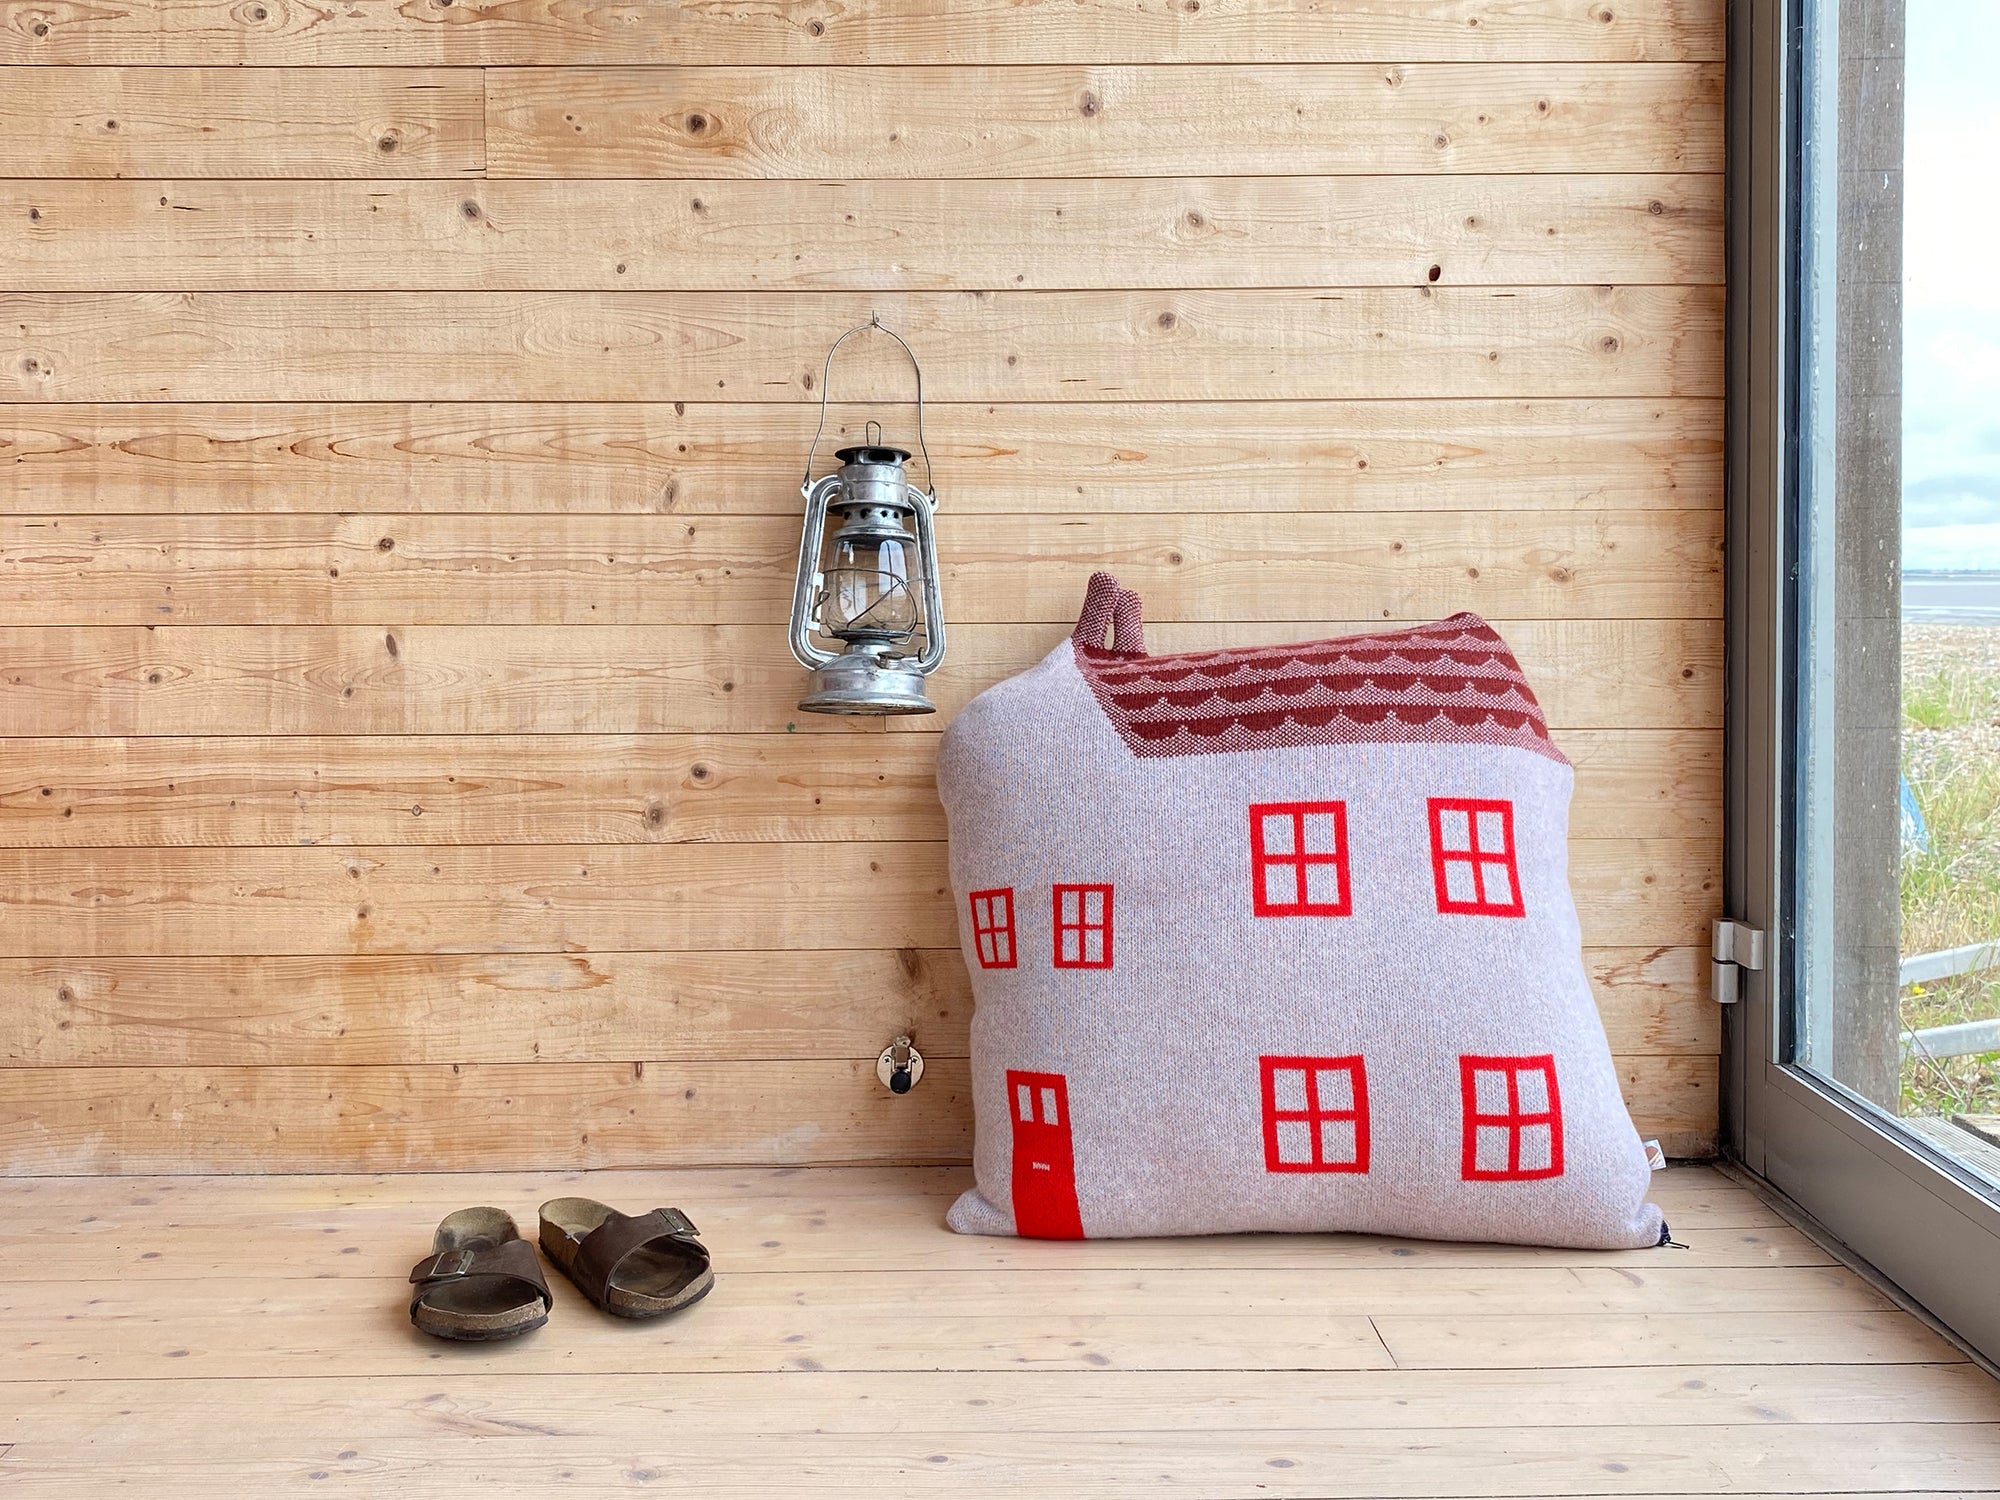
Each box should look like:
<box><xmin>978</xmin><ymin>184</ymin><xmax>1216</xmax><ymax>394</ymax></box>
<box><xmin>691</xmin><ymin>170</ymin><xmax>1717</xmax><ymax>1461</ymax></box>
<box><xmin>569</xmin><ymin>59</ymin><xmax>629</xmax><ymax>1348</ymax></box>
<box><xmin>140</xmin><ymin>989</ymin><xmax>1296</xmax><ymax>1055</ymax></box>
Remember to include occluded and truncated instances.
<box><xmin>1643</xmin><ymin>1140</ymin><xmax>1668</xmax><ymax>1171</ymax></box>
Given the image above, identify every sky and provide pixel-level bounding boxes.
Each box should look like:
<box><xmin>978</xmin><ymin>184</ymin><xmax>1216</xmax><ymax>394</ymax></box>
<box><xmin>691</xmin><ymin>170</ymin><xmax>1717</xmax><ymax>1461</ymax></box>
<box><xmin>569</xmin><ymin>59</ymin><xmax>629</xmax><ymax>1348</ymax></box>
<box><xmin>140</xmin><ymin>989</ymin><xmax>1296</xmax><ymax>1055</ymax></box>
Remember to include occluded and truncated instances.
<box><xmin>1899</xmin><ymin>3</ymin><xmax>2000</xmax><ymax>570</ymax></box>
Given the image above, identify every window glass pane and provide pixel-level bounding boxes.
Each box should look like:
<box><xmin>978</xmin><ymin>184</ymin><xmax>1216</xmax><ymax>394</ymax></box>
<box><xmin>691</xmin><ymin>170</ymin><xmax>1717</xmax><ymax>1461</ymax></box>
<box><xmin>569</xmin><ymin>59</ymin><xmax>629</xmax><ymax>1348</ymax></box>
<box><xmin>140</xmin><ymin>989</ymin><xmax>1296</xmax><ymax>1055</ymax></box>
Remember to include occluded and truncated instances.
<box><xmin>1436</xmin><ymin>808</ymin><xmax>1470</xmax><ymax>852</ymax></box>
<box><xmin>1518</xmin><ymin>1123</ymin><xmax>1554</xmax><ymax>1174</ymax></box>
<box><xmin>1515</xmin><ymin>1066</ymin><xmax>1548</xmax><ymax>1114</ymax></box>
<box><xmin>1444</xmin><ymin>861</ymin><xmax>1479</xmax><ymax>905</ymax></box>
<box><xmin>1304</xmin><ymin>860</ymin><xmax>1343</xmax><ymax>907</ymax></box>
<box><xmin>1473</xmin><ymin>1068</ymin><xmax>1509</xmax><ymax>1116</ymax></box>
<box><xmin>1318</xmin><ymin>1118</ymin><xmax>1356</xmax><ymax>1164</ymax></box>
<box><xmin>1271</xmin><ymin>1067</ymin><xmax>1307</xmax><ymax>1112</ymax></box>
<box><xmin>1314</xmin><ymin>1066</ymin><xmax>1352</xmax><ymax>1111</ymax></box>
<box><xmin>1794</xmin><ymin>0</ymin><xmax>2000</xmax><ymax>1196</ymax></box>
<box><xmin>1275</xmin><ymin>1119</ymin><xmax>1312</xmax><ymax>1165</ymax></box>
<box><xmin>1263</xmin><ymin>864</ymin><xmax>1296</xmax><ymax>908</ymax></box>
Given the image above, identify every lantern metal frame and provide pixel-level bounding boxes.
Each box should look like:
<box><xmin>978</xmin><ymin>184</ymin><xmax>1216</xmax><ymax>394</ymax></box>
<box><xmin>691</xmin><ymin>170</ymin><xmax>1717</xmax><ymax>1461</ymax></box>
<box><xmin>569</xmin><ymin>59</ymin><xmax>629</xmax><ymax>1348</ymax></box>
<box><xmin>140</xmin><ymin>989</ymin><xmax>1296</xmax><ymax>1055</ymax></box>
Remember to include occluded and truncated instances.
<box><xmin>788</xmin><ymin>316</ymin><xmax>948</xmax><ymax>715</ymax></box>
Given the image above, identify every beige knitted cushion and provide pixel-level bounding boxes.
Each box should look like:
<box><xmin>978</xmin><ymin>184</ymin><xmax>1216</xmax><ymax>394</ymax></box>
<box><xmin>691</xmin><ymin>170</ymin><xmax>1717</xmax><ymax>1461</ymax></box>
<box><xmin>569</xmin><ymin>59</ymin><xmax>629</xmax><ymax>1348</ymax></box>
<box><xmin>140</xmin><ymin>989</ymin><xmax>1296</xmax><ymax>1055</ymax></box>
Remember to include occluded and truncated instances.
<box><xmin>937</xmin><ymin>573</ymin><xmax>1665</xmax><ymax>1249</ymax></box>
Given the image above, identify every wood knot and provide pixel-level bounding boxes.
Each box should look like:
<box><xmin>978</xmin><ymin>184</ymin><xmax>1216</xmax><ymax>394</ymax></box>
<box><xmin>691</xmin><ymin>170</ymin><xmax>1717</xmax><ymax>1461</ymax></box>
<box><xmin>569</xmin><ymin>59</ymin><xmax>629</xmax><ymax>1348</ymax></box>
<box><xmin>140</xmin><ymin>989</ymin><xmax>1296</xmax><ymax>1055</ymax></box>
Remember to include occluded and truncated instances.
<box><xmin>1156</xmin><ymin>311</ymin><xmax>1177</xmax><ymax>330</ymax></box>
<box><xmin>1536</xmin><ymin>99</ymin><xmax>1550</xmax><ymax>114</ymax></box>
<box><xmin>686</xmin><ymin>113</ymin><xmax>710</xmax><ymax>135</ymax></box>
<box><xmin>1427</xmin><ymin>264</ymin><xmax>1441</xmax><ymax>282</ymax></box>
<box><xmin>384</xmin><ymin>633</ymin><xmax>399</xmax><ymax>658</ymax></box>
<box><xmin>460</xmin><ymin>200</ymin><xmax>482</xmax><ymax>220</ymax></box>
<box><xmin>377</xmin><ymin>535</ymin><xmax>395</xmax><ymax>551</ymax></box>
<box><xmin>104</xmin><ymin>119</ymin><xmax>118</xmax><ymax>131</ymax></box>
<box><xmin>1078</xmin><ymin>90</ymin><xmax>1102</xmax><ymax>118</ymax></box>
<box><xmin>31</xmin><ymin>19</ymin><xmax>50</xmax><ymax>35</ymax></box>
<box><xmin>1648</xmin><ymin>199</ymin><xmax>1666</xmax><ymax>216</ymax></box>
<box><xmin>689</xmin><ymin>763</ymin><xmax>710</xmax><ymax>781</ymax></box>
<box><xmin>807</xmin><ymin>16</ymin><xmax>825</xmax><ymax>35</ymax></box>
<box><xmin>1600</xmin><ymin>335</ymin><xmax>1621</xmax><ymax>353</ymax></box>
<box><xmin>644</xmin><ymin>800</ymin><xmax>666</xmax><ymax>826</ymax></box>
<box><xmin>1184</xmin><ymin>210</ymin><xmax>1204</xmax><ymax>229</ymax></box>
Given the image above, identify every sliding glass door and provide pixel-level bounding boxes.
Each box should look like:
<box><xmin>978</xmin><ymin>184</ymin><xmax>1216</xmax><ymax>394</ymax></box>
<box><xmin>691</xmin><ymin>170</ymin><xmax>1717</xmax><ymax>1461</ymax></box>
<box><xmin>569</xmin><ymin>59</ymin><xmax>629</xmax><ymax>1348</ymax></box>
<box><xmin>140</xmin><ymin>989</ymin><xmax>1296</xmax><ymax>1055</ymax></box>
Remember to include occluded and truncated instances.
<box><xmin>1731</xmin><ymin>0</ymin><xmax>2000</xmax><ymax>1361</ymax></box>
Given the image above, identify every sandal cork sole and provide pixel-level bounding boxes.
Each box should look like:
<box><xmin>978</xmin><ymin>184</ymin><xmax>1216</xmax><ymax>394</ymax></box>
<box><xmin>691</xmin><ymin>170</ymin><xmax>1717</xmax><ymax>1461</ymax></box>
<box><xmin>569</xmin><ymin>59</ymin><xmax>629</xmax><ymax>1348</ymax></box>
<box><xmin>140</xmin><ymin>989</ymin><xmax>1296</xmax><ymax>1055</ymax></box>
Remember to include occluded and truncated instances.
<box><xmin>408</xmin><ymin>1207</ymin><xmax>553</xmax><ymax>1342</ymax></box>
<box><xmin>539</xmin><ymin>1198</ymin><xmax>714</xmax><ymax>1320</ymax></box>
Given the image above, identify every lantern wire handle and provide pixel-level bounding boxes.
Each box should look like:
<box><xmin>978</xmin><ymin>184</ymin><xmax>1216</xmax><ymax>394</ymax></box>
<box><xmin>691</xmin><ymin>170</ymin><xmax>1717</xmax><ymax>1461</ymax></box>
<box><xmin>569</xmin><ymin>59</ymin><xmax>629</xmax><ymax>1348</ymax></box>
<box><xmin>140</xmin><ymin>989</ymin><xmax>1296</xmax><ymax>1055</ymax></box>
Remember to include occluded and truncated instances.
<box><xmin>802</xmin><ymin>313</ymin><xmax>934</xmax><ymax>499</ymax></box>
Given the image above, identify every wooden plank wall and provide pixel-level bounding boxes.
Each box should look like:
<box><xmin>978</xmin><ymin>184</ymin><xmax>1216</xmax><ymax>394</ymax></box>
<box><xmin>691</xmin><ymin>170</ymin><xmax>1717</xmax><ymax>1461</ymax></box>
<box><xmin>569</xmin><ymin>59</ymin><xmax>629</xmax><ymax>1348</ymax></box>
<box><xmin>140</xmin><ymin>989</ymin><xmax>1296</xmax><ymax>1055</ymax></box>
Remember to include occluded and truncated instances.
<box><xmin>0</xmin><ymin>0</ymin><xmax>1726</xmax><ymax>1173</ymax></box>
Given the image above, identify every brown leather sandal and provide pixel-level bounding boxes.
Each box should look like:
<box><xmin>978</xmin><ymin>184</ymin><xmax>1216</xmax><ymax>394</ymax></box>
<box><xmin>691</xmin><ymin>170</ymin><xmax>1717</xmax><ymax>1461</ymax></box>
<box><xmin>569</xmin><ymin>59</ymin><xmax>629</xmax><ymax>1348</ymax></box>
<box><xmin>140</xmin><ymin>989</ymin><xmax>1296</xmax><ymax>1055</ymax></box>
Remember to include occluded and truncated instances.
<box><xmin>407</xmin><ymin>1207</ymin><xmax>554</xmax><ymax>1342</ymax></box>
<box><xmin>537</xmin><ymin>1199</ymin><xmax>714</xmax><ymax>1320</ymax></box>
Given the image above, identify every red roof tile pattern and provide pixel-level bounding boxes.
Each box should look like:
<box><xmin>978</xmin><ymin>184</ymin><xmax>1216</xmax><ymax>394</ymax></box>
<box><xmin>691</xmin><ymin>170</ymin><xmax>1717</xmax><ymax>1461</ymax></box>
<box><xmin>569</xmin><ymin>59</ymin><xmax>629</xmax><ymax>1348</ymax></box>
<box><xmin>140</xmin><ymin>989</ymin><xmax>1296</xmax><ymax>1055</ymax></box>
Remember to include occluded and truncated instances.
<box><xmin>1073</xmin><ymin>614</ymin><xmax>1566</xmax><ymax>764</ymax></box>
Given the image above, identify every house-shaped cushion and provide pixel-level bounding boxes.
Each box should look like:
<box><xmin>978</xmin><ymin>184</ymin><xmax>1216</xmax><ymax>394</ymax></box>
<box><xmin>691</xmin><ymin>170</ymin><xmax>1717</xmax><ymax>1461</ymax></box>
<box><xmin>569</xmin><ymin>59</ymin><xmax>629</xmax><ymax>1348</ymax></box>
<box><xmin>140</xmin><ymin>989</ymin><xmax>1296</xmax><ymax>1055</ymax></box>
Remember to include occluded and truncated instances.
<box><xmin>937</xmin><ymin>573</ymin><xmax>1665</xmax><ymax>1249</ymax></box>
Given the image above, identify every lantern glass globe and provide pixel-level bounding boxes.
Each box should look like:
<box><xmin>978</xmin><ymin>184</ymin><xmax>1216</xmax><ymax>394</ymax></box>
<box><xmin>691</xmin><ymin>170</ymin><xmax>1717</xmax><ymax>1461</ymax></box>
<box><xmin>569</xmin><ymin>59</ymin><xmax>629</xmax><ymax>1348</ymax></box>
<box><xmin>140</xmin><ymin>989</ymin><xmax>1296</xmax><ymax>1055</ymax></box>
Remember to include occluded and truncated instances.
<box><xmin>824</xmin><ymin>531</ymin><xmax>918</xmax><ymax>641</ymax></box>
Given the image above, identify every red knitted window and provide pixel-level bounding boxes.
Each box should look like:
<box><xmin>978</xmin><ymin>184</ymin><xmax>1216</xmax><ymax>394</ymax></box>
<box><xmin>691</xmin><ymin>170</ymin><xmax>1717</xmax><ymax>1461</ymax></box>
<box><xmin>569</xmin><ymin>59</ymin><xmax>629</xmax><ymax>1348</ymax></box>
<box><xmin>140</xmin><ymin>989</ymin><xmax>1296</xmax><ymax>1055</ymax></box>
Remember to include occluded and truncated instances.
<box><xmin>1249</xmin><ymin>801</ymin><xmax>1351</xmax><ymax>917</ymax></box>
<box><xmin>1260</xmin><ymin>1055</ymin><xmax>1370</xmax><ymax>1173</ymax></box>
<box><xmin>968</xmin><ymin>888</ymin><xmax>1017</xmax><ymax>970</ymax></box>
<box><xmin>1428</xmin><ymin>798</ymin><xmax>1526</xmax><ymax>917</ymax></box>
<box><xmin>1459</xmin><ymin>1055</ymin><xmax>1564</xmax><ymax>1180</ymax></box>
<box><xmin>1052</xmin><ymin>884</ymin><xmax>1114</xmax><ymax>969</ymax></box>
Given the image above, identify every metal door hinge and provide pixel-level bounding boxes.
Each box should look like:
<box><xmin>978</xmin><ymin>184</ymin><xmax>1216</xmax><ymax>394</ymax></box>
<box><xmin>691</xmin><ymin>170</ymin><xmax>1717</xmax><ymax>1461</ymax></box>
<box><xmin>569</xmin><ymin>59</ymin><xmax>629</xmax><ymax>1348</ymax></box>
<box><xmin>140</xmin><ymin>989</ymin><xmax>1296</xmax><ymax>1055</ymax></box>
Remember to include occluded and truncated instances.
<box><xmin>1711</xmin><ymin>919</ymin><xmax>1767</xmax><ymax>1005</ymax></box>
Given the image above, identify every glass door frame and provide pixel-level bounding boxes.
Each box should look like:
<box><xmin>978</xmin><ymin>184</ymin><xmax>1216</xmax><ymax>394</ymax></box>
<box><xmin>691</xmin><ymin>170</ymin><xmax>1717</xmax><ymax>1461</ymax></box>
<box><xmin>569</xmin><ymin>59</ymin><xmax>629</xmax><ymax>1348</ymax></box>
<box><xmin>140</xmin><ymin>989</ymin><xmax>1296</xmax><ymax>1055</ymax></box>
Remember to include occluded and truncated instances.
<box><xmin>1728</xmin><ymin>0</ymin><xmax>2000</xmax><ymax>1364</ymax></box>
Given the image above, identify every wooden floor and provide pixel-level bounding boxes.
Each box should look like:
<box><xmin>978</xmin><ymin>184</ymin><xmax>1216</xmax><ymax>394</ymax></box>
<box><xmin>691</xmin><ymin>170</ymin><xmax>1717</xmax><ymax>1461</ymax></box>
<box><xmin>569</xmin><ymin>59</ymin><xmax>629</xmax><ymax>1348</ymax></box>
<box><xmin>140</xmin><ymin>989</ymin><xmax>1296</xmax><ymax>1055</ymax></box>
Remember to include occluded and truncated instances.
<box><xmin>2</xmin><ymin>1164</ymin><xmax>1996</xmax><ymax>1497</ymax></box>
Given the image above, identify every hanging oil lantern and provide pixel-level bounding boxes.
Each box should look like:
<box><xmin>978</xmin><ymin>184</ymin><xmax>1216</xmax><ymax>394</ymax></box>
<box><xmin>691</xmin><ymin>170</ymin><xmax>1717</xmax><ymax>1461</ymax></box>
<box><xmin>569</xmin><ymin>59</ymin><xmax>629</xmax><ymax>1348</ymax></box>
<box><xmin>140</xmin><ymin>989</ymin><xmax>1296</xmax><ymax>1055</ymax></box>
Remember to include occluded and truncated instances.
<box><xmin>788</xmin><ymin>317</ymin><xmax>947</xmax><ymax>715</ymax></box>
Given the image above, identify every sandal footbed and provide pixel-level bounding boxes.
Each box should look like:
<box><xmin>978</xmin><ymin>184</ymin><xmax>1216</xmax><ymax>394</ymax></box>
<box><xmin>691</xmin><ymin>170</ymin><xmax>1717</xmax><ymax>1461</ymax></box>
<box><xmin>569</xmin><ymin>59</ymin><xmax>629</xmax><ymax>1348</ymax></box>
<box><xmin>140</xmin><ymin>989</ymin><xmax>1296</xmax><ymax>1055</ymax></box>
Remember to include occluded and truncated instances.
<box><xmin>539</xmin><ymin>1196</ymin><xmax>713</xmax><ymax>1316</ymax></box>
<box><xmin>410</xmin><ymin>1206</ymin><xmax>548</xmax><ymax>1340</ymax></box>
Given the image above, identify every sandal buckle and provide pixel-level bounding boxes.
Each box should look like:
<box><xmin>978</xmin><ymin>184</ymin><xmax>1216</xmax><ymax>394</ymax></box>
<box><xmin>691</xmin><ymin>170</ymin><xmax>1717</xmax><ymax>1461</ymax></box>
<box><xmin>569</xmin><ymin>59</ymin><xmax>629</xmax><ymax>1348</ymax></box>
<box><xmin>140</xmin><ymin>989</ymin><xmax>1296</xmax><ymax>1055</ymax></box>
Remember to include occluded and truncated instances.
<box><xmin>654</xmin><ymin>1208</ymin><xmax>700</xmax><ymax>1238</ymax></box>
<box><xmin>412</xmin><ymin>1247</ymin><xmax>477</xmax><ymax>1282</ymax></box>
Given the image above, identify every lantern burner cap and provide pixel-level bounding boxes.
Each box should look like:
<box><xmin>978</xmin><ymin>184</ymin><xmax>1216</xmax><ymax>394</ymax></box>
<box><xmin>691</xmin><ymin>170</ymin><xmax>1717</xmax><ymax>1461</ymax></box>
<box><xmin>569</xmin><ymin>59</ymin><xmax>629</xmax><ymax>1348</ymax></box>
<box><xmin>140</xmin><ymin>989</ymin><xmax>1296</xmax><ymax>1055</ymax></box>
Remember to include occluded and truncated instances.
<box><xmin>835</xmin><ymin>444</ymin><xmax>911</xmax><ymax>467</ymax></box>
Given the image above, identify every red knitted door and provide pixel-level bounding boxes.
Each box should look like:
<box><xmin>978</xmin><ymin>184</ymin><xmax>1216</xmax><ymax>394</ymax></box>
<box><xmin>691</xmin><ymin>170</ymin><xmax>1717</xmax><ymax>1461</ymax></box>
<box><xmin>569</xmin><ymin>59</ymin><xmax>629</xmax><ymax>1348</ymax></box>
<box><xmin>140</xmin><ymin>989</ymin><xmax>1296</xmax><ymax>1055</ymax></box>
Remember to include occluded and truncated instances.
<box><xmin>1007</xmin><ymin>1070</ymin><xmax>1083</xmax><ymax>1239</ymax></box>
